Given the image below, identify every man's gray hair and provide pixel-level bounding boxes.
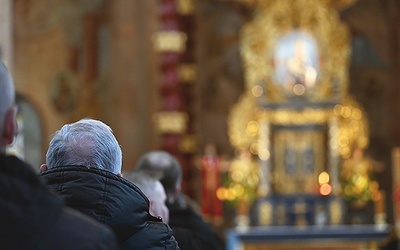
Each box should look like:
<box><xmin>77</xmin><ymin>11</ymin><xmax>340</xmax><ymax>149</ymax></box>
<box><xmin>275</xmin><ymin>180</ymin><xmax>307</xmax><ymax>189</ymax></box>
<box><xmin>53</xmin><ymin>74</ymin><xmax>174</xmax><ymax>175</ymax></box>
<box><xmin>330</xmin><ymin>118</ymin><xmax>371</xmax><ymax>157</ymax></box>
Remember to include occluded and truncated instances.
<box><xmin>46</xmin><ymin>118</ymin><xmax>122</xmax><ymax>174</ymax></box>
<box><xmin>0</xmin><ymin>62</ymin><xmax>15</xmax><ymax>136</ymax></box>
<box><xmin>124</xmin><ymin>170</ymin><xmax>160</xmax><ymax>199</ymax></box>
<box><xmin>134</xmin><ymin>151</ymin><xmax>182</xmax><ymax>199</ymax></box>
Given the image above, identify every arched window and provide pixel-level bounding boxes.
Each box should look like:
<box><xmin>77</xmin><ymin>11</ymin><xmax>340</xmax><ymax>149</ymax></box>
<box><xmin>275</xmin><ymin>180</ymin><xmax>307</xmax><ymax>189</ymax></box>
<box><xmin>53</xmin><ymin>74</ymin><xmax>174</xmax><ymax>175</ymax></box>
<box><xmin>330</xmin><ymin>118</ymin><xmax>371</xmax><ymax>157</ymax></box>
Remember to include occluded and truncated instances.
<box><xmin>6</xmin><ymin>94</ymin><xmax>43</xmax><ymax>172</ymax></box>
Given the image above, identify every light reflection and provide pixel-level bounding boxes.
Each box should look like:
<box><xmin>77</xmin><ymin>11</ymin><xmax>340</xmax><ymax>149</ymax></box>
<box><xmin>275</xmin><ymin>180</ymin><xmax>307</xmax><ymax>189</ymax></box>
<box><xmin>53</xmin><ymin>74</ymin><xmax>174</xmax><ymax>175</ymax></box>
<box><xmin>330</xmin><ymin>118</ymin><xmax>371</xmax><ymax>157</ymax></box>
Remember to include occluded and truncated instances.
<box><xmin>246</xmin><ymin>121</ymin><xmax>259</xmax><ymax>136</ymax></box>
<box><xmin>319</xmin><ymin>183</ymin><xmax>332</xmax><ymax>196</ymax></box>
<box><xmin>318</xmin><ymin>172</ymin><xmax>330</xmax><ymax>185</ymax></box>
<box><xmin>338</xmin><ymin>136</ymin><xmax>349</xmax><ymax>147</ymax></box>
<box><xmin>341</xmin><ymin>106</ymin><xmax>351</xmax><ymax>118</ymax></box>
<box><xmin>334</xmin><ymin>104</ymin><xmax>342</xmax><ymax>115</ymax></box>
<box><xmin>252</xmin><ymin>85</ymin><xmax>264</xmax><ymax>97</ymax></box>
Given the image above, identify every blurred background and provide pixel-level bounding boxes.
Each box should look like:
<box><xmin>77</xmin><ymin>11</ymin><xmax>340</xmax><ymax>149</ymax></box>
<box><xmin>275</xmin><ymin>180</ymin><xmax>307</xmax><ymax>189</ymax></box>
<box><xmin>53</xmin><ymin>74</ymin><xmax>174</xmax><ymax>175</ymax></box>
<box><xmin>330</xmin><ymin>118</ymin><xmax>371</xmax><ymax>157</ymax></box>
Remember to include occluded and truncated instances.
<box><xmin>1</xmin><ymin>0</ymin><xmax>400</xmax><ymax>242</ymax></box>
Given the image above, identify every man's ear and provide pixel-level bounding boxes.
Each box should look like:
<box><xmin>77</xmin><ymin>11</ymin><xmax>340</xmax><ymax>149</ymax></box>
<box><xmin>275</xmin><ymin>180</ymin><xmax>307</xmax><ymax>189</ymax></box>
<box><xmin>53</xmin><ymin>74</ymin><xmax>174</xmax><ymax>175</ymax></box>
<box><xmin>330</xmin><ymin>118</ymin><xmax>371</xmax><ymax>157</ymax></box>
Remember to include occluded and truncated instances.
<box><xmin>39</xmin><ymin>164</ymin><xmax>48</xmax><ymax>173</ymax></box>
<box><xmin>2</xmin><ymin>106</ymin><xmax>17</xmax><ymax>147</ymax></box>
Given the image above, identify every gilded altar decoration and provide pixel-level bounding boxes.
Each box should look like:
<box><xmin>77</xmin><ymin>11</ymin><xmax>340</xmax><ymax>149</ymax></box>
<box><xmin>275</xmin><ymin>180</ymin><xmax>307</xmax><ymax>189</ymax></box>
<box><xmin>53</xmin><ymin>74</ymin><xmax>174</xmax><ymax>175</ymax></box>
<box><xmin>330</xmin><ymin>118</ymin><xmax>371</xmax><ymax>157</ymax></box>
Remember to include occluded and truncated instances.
<box><xmin>273</xmin><ymin>130</ymin><xmax>325</xmax><ymax>194</ymax></box>
<box><xmin>176</xmin><ymin>0</ymin><xmax>194</xmax><ymax>15</ymax></box>
<box><xmin>259</xmin><ymin>201</ymin><xmax>273</xmax><ymax>225</ymax></box>
<box><xmin>333</xmin><ymin>96</ymin><xmax>369</xmax><ymax>159</ymax></box>
<box><xmin>178</xmin><ymin>64</ymin><xmax>197</xmax><ymax>83</ymax></box>
<box><xmin>228</xmin><ymin>0</ymin><xmax>371</xmax><ymax>226</ymax></box>
<box><xmin>340</xmin><ymin>147</ymin><xmax>378</xmax><ymax>207</ymax></box>
<box><xmin>179</xmin><ymin>134</ymin><xmax>197</xmax><ymax>153</ymax></box>
<box><xmin>228</xmin><ymin>148</ymin><xmax>261</xmax><ymax>203</ymax></box>
<box><xmin>229</xmin><ymin>93</ymin><xmax>259</xmax><ymax>151</ymax></box>
<box><xmin>153</xmin><ymin>111</ymin><xmax>188</xmax><ymax>134</ymax></box>
<box><xmin>238</xmin><ymin>0</ymin><xmax>359</xmax><ymax>10</ymax></box>
<box><xmin>229</xmin><ymin>0</ymin><xmax>354</xmax><ymax>151</ymax></box>
<box><xmin>152</xmin><ymin>30</ymin><xmax>187</xmax><ymax>53</ymax></box>
<box><xmin>222</xmin><ymin>148</ymin><xmax>261</xmax><ymax>226</ymax></box>
<box><xmin>239</xmin><ymin>0</ymin><xmax>350</xmax><ymax>104</ymax></box>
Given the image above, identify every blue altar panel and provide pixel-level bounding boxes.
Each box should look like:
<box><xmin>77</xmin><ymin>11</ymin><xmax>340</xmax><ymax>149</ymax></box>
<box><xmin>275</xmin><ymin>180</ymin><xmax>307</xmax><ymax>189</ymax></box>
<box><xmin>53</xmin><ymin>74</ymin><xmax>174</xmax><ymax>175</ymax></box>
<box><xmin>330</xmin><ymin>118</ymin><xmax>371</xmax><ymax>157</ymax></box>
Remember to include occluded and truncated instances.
<box><xmin>251</xmin><ymin>195</ymin><xmax>346</xmax><ymax>226</ymax></box>
<box><xmin>226</xmin><ymin>224</ymin><xmax>391</xmax><ymax>250</ymax></box>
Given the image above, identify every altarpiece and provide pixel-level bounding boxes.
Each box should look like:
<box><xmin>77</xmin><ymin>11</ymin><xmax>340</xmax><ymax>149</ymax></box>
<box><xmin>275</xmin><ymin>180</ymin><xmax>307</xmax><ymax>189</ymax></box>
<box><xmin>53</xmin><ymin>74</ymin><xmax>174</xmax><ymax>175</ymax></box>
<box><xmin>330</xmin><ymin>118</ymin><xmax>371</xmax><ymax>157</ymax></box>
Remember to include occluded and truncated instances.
<box><xmin>228</xmin><ymin>0</ymin><xmax>371</xmax><ymax>227</ymax></box>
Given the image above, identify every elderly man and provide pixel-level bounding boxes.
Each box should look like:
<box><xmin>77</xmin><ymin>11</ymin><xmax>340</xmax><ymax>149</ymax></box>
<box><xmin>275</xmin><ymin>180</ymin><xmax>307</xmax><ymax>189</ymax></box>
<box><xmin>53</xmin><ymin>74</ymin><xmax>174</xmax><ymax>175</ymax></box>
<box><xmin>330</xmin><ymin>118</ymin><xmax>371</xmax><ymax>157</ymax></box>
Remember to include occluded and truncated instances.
<box><xmin>126</xmin><ymin>168</ymin><xmax>202</xmax><ymax>250</ymax></box>
<box><xmin>124</xmin><ymin>170</ymin><xmax>169</xmax><ymax>224</ymax></box>
<box><xmin>135</xmin><ymin>150</ymin><xmax>224</xmax><ymax>250</ymax></box>
<box><xmin>0</xmin><ymin>62</ymin><xmax>118</xmax><ymax>249</ymax></box>
<box><xmin>39</xmin><ymin>118</ymin><xmax>179</xmax><ymax>249</ymax></box>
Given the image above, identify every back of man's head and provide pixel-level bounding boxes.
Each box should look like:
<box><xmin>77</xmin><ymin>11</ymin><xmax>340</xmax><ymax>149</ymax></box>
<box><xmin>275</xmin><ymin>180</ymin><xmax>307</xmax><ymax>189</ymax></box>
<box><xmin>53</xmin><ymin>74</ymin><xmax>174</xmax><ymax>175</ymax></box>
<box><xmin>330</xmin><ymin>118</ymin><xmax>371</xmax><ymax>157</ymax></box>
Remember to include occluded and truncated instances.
<box><xmin>124</xmin><ymin>170</ymin><xmax>159</xmax><ymax>198</ymax></box>
<box><xmin>135</xmin><ymin>151</ymin><xmax>182</xmax><ymax>202</ymax></box>
<box><xmin>45</xmin><ymin>118</ymin><xmax>122</xmax><ymax>174</ymax></box>
<box><xmin>124</xmin><ymin>170</ymin><xmax>169</xmax><ymax>223</ymax></box>
<box><xmin>0</xmin><ymin>62</ymin><xmax>16</xmax><ymax>151</ymax></box>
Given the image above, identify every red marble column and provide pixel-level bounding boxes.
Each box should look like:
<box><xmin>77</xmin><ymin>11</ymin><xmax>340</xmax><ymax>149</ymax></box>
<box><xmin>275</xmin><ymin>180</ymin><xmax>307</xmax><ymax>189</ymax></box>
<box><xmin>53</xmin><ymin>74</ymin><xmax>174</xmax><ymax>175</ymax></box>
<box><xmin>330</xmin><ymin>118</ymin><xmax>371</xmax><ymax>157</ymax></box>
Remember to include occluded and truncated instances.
<box><xmin>176</xmin><ymin>1</ymin><xmax>196</xmax><ymax>198</ymax></box>
<box><xmin>157</xmin><ymin>0</ymin><xmax>188</xmax><ymax>192</ymax></box>
<box><xmin>159</xmin><ymin>0</ymin><xmax>182</xmax><ymax>152</ymax></box>
<box><xmin>156</xmin><ymin>0</ymin><xmax>197</xmax><ymax>197</ymax></box>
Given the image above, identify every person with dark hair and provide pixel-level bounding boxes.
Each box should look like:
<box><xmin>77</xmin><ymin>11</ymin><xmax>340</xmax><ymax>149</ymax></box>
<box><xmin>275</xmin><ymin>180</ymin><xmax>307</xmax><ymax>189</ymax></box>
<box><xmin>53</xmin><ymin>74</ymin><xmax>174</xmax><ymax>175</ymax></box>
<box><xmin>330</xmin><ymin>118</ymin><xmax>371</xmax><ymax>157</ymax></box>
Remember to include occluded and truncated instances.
<box><xmin>0</xmin><ymin>62</ymin><xmax>118</xmax><ymax>249</ymax></box>
<box><xmin>135</xmin><ymin>150</ymin><xmax>225</xmax><ymax>250</ymax></box>
<box><xmin>39</xmin><ymin>119</ymin><xmax>179</xmax><ymax>249</ymax></box>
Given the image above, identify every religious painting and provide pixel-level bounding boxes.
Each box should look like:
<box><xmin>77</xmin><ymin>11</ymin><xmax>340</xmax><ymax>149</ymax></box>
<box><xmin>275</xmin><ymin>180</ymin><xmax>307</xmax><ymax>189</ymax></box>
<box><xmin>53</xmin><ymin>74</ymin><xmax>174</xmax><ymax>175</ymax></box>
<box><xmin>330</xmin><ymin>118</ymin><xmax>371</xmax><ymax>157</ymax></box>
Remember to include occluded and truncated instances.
<box><xmin>50</xmin><ymin>70</ymin><xmax>77</xmax><ymax>114</ymax></box>
<box><xmin>272</xmin><ymin>30</ymin><xmax>319</xmax><ymax>94</ymax></box>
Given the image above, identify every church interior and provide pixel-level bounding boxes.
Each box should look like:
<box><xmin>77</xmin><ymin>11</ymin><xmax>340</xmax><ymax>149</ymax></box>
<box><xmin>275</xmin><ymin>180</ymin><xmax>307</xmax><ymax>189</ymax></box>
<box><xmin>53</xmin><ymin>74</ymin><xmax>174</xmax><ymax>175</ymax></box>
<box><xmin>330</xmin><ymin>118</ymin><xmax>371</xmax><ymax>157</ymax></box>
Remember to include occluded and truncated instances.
<box><xmin>2</xmin><ymin>0</ymin><xmax>400</xmax><ymax>249</ymax></box>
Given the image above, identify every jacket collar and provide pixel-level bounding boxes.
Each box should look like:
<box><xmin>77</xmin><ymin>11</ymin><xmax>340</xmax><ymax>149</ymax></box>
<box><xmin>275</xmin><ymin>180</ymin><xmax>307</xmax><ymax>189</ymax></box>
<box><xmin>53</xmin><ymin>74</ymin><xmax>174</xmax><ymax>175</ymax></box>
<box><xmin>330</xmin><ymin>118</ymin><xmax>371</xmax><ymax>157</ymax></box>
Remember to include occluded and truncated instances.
<box><xmin>39</xmin><ymin>165</ymin><xmax>155</xmax><ymax>242</ymax></box>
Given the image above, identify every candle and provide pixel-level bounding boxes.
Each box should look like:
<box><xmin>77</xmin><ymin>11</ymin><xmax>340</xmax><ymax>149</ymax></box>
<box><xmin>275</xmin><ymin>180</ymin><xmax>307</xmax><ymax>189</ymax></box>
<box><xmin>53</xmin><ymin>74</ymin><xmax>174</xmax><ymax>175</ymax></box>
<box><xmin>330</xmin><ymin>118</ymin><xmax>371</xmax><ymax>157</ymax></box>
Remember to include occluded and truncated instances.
<box><xmin>374</xmin><ymin>190</ymin><xmax>386</xmax><ymax>215</ymax></box>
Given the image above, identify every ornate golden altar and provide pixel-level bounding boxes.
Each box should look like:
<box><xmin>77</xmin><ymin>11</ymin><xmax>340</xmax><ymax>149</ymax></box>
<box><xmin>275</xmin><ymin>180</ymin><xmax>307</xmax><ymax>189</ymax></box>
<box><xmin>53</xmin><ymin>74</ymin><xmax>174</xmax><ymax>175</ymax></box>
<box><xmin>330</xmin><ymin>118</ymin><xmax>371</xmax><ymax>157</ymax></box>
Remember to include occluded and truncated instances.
<box><xmin>228</xmin><ymin>0</ymin><xmax>375</xmax><ymax>227</ymax></box>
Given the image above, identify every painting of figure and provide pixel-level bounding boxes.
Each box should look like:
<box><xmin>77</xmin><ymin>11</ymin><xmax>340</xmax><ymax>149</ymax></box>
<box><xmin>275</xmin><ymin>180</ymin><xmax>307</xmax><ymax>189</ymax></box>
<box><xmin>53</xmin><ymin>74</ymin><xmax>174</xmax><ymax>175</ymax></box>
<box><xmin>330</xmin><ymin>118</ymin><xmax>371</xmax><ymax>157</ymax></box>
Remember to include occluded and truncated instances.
<box><xmin>273</xmin><ymin>30</ymin><xmax>319</xmax><ymax>90</ymax></box>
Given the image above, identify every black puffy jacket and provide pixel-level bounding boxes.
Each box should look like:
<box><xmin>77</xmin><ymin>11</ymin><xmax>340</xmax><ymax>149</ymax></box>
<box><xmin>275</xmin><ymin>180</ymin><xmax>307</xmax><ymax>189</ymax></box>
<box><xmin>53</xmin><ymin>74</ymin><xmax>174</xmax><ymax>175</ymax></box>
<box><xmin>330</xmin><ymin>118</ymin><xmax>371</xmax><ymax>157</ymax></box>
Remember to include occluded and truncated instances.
<box><xmin>168</xmin><ymin>194</ymin><xmax>224</xmax><ymax>250</ymax></box>
<box><xmin>0</xmin><ymin>154</ymin><xmax>118</xmax><ymax>249</ymax></box>
<box><xmin>40</xmin><ymin>166</ymin><xmax>179</xmax><ymax>249</ymax></box>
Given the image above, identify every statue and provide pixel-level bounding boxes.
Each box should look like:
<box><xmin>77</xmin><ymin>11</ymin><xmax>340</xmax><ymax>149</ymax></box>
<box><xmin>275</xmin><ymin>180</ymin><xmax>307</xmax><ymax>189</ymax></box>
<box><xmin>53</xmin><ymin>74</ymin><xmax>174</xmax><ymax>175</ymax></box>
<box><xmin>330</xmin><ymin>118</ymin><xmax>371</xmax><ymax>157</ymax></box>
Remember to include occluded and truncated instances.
<box><xmin>201</xmin><ymin>143</ymin><xmax>223</xmax><ymax>224</ymax></box>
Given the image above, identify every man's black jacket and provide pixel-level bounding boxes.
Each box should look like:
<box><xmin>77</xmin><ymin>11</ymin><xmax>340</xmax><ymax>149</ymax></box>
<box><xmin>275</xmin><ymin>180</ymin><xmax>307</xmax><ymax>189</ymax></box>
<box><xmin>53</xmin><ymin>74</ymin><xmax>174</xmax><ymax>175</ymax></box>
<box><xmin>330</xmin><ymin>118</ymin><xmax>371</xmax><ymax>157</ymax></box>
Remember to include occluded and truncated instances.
<box><xmin>40</xmin><ymin>166</ymin><xmax>179</xmax><ymax>249</ymax></box>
